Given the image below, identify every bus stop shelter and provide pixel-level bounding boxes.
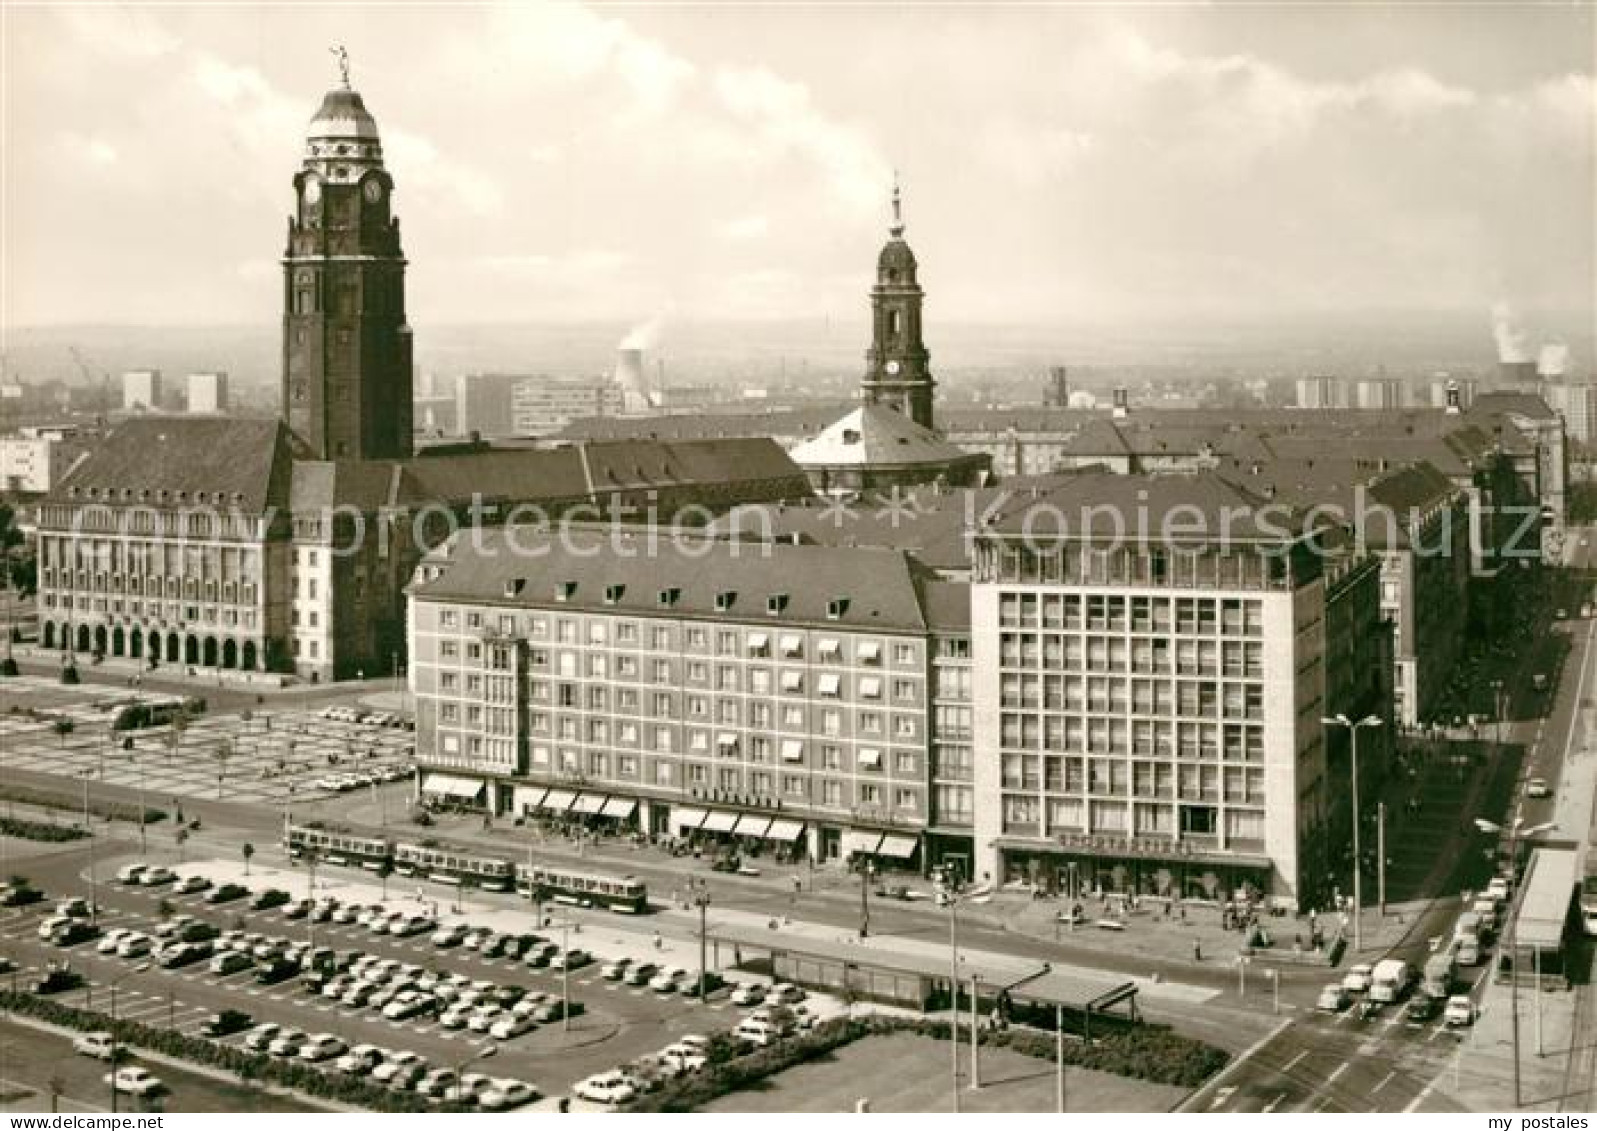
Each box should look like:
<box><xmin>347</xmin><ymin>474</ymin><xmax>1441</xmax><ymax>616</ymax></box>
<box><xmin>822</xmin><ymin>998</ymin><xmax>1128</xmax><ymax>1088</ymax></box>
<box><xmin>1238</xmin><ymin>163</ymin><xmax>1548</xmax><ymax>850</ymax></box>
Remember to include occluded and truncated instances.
<box><xmin>1504</xmin><ymin>846</ymin><xmax>1578</xmax><ymax>986</ymax></box>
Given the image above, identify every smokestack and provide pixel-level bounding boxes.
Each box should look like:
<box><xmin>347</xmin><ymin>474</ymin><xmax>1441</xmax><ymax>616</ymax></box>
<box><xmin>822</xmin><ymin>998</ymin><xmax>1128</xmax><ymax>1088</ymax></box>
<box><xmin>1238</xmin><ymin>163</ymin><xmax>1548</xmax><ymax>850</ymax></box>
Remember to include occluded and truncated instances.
<box><xmin>1112</xmin><ymin>387</ymin><xmax>1129</xmax><ymax>419</ymax></box>
<box><xmin>615</xmin><ymin>348</ymin><xmax>649</xmax><ymax>413</ymax></box>
<box><xmin>1445</xmin><ymin>380</ymin><xmax>1462</xmax><ymax>415</ymax></box>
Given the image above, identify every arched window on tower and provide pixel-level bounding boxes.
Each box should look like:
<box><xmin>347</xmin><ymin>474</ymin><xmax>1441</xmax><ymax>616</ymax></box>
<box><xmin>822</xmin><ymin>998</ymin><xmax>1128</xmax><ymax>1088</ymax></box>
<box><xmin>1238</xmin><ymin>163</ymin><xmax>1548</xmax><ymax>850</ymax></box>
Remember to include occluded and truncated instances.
<box><xmin>888</xmin><ymin>309</ymin><xmax>902</xmax><ymax>337</ymax></box>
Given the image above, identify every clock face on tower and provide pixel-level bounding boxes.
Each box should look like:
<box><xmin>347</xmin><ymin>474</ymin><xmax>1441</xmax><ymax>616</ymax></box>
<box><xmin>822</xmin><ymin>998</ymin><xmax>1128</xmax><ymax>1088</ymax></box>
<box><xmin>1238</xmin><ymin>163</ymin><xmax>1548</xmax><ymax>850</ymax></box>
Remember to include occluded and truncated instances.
<box><xmin>363</xmin><ymin>179</ymin><xmax>384</xmax><ymax>204</ymax></box>
<box><xmin>885</xmin><ymin>360</ymin><xmax>901</xmax><ymax>376</ymax></box>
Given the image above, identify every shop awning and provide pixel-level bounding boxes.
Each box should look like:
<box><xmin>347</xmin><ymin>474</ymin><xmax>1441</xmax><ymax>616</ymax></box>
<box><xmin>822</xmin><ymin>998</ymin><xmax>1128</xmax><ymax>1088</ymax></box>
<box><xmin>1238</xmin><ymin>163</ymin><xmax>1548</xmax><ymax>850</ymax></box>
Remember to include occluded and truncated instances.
<box><xmin>780</xmin><ymin>739</ymin><xmax>805</xmax><ymax>763</ymax></box>
<box><xmin>876</xmin><ymin>834</ymin><xmax>919</xmax><ymax>860</ymax></box>
<box><xmin>763</xmin><ymin>819</ymin><xmax>805</xmax><ymax>842</ymax></box>
<box><xmin>423</xmin><ymin>774</ymin><xmax>485</xmax><ymax>799</ymax></box>
<box><xmin>841</xmin><ymin>830</ymin><xmax>885</xmax><ymax>858</ymax></box>
<box><xmin>540</xmin><ymin>789</ymin><xmax>577</xmax><ymax>812</ymax></box>
<box><xmin>734</xmin><ymin>814</ymin><xmax>772</xmax><ymax>838</ymax></box>
<box><xmin>513</xmin><ymin>786</ymin><xmax>548</xmax><ymax>813</ymax></box>
<box><xmin>601</xmin><ymin>797</ymin><xmax>637</xmax><ymax>820</ymax></box>
<box><xmin>570</xmin><ymin>793</ymin><xmax>607</xmax><ymax>815</ymax></box>
<box><xmin>674</xmin><ymin>807</ymin><xmax>707</xmax><ymax>831</ymax></box>
<box><xmin>700</xmin><ymin>810</ymin><xmax>739</xmax><ymax>834</ymax></box>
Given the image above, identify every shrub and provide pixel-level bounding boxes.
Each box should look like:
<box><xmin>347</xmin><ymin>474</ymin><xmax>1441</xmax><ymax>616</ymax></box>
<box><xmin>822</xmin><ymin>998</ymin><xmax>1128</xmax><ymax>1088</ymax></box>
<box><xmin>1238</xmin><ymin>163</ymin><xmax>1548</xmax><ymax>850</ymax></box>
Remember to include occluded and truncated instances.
<box><xmin>0</xmin><ymin>817</ymin><xmax>89</xmax><ymax>843</ymax></box>
<box><xmin>0</xmin><ymin>783</ymin><xmax>164</xmax><ymax>826</ymax></box>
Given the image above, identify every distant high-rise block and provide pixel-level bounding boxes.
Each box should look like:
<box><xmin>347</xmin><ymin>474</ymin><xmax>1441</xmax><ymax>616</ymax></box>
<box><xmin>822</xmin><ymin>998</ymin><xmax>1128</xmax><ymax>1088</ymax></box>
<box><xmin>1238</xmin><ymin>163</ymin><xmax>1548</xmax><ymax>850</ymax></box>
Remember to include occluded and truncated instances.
<box><xmin>1295</xmin><ymin>375</ymin><xmax>1345</xmax><ymax>409</ymax></box>
<box><xmin>122</xmin><ymin>370</ymin><xmax>162</xmax><ymax>412</ymax></box>
<box><xmin>186</xmin><ymin>371</ymin><xmax>229</xmax><ymax>414</ymax></box>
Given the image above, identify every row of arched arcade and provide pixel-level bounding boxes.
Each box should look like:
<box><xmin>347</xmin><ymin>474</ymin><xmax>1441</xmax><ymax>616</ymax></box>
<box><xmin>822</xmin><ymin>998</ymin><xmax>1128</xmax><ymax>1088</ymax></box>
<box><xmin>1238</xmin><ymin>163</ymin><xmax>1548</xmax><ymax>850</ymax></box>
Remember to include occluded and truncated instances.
<box><xmin>42</xmin><ymin>622</ymin><xmax>264</xmax><ymax>671</ymax></box>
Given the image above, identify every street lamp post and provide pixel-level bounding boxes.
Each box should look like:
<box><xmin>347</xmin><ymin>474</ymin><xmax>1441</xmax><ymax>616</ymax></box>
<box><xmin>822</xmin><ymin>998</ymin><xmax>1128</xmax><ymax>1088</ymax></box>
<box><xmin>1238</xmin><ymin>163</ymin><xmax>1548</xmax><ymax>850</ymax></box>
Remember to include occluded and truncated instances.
<box><xmin>1322</xmin><ymin>714</ymin><xmax>1382</xmax><ymax>953</ymax></box>
<box><xmin>858</xmin><ymin>854</ymin><xmax>874</xmax><ymax>938</ymax></box>
<box><xmin>452</xmin><ymin>1041</ymin><xmax>497</xmax><ymax>1102</ymax></box>
<box><xmin>107</xmin><ymin>963</ymin><xmax>151</xmax><ymax>1113</ymax></box>
<box><xmin>934</xmin><ymin>864</ymin><xmax>962</xmax><ymax>1113</ymax></box>
<box><xmin>692</xmin><ymin>878</ymin><xmax>710</xmax><ymax>1004</ymax></box>
<box><xmin>1474</xmin><ymin>814</ymin><xmax>1556</xmax><ymax>1107</ymax></box>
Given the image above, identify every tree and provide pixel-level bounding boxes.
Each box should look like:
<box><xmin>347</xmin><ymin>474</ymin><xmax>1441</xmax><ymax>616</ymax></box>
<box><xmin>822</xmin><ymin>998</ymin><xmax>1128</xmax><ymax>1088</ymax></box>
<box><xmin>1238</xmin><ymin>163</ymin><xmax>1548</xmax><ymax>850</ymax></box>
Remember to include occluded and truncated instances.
<box><xmin>242</xmin><ymin>842</ymin><xmax>255</xmax><ymax>876</ymax></box>
<box><xmin>175</xmin><ymin>827</ymin><xmax>189</xmax><ymax>864</ymax></box>
<box><xmin>47</xmin><ymin>1074</ymin><xmax>65</xmax><ymax>1113</ymax></box>
<box><xmin>52</xmin><ymin>718</ymin><xmax>74</xmax><ymax>745</ymax></box>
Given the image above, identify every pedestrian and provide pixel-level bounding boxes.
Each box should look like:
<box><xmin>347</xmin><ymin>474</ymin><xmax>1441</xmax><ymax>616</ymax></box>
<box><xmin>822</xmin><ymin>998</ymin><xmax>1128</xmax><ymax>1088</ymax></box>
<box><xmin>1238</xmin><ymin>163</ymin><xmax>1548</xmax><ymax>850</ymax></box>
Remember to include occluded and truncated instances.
<box><xmin>1193</xmin><ymin>940</ymin><xmax>1202</xmax><ymax>962</ymax></box>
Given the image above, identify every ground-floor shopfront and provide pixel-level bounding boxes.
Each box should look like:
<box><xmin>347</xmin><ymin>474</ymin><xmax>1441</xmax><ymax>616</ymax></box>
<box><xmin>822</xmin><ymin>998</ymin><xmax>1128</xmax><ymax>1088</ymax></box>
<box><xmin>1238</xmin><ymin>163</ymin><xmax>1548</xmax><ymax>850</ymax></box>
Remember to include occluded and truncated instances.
<box><xmin>995</xmin><ymin>839</ymin><xmax>1274</xmax><ymax>904</ymax></box>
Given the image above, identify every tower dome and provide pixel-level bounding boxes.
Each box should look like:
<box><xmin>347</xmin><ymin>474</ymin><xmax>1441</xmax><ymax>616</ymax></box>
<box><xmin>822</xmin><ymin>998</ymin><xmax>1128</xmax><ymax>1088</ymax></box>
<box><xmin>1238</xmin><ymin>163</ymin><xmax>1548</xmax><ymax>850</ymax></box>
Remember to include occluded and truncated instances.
<box><xmin>302</xmin><ymin>80</ymin><xmax>384</xmax><ymax>184</ymax></box>
<box><xmin>876</xmin><ymin>182</ymin><xmax>918</xmax><ymax>284</ymax></box>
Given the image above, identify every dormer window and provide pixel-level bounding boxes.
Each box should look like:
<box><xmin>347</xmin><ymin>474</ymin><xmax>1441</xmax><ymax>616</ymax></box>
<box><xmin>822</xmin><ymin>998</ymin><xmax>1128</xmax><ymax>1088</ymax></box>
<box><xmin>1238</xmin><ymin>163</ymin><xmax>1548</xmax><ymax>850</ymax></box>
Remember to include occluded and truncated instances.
<box><xmin>843</xmin><ymin>430</ymin><xmax>861</xmax><ymax>445</ymax></box>
<box><xmin>715</xmin><ymin>591</ymin><xmax>736</xmax><ymax>612</ymax></box>
<box><xmin>604</xmin><ymin>584</ymin><xmax>625</xmax><ymax>605</ymax></box>
<box><xmin>503</xmin><ymin>578</ymin><xmax>526</xmax><ymax>599</ymax></box>
<box><xmin>555</xmin><ymin>581</ymin><xmax>577</xmax><ymax>602</ymax></box>
<box><xmin>658</xmin><ymin>587</ymin><xmax>681</xmax><ymax>608</ymax></box>
<box><xmin>827</xmin><ymin>597</ymin><xmax>850</xmax><ymax>620</ymax></box>
<box><xmin>767</xmin><ymin>593</ymin><xmax>789</xmax><ymax>616</ymax></box>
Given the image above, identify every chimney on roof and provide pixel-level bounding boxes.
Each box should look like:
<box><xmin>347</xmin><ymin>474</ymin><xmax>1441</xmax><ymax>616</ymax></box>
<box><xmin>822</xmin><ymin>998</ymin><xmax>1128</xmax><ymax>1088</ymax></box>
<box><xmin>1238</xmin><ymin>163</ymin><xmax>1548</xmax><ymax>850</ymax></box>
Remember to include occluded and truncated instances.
<box><xmin>1112</xmin><ymin>387</ymin><xmax>1129</xmax><ymax>420</ymax></box>
<box><xmin>1445</xmin><ymin>380</ymin><xmax>1462</xmax><ymax>415</ymax></box>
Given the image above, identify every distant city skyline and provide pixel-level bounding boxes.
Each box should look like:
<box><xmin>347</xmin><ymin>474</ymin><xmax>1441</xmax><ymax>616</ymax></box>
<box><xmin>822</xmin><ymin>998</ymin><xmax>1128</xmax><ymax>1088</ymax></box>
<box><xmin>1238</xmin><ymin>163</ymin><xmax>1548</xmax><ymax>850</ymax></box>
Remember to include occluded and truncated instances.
<box><xmin>2</xmin><ymin>3</ymin><xmax>1592</xmax><ymax>336</ymax></box>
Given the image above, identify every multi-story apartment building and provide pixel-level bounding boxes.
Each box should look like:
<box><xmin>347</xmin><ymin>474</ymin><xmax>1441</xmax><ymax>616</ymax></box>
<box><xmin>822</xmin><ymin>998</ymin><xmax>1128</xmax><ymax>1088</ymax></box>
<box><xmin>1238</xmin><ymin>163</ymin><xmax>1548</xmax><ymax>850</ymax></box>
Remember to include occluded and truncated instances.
<box><xmin>968</xmin><ymin>473</ymin><xmax>1386</xmax><ymax>910</ymax></box>
<box><xmin>0</xmin><ymin>427</ymin><xmax>89</xmax><ymax>496</ymax></box>
<box><xmin>510</xmin><ymin>378</ymin><xmax>624</xmax><ymax>437</ymax></box>
<box><xmin>409</xmin><ymin>530</ymin><xmax>957</xmax><ymax>868</ymax></box>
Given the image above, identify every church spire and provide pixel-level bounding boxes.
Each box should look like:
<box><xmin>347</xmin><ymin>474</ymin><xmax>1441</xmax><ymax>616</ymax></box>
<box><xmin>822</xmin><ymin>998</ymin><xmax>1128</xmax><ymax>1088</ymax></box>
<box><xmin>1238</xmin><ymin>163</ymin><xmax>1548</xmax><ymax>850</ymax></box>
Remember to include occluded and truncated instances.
<box><xmin>860</xmin><ymin>172</ymin><xmax>934</xmax><ymax>430</ymax></box>
<box><xmin>890</xmin><ymin>174</ymin><xmax>905</xmax><ymax>238</ymax></box>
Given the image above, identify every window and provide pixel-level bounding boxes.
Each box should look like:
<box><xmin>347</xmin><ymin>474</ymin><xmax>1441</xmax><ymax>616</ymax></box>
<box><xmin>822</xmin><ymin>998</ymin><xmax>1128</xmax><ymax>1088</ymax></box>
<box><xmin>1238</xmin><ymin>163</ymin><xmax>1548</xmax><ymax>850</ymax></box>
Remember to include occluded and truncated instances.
<box><xmin>893</xmin><ymin>679</ymin><xmax>915</xmax><ymax>702</ymax></box>
<box><xmin>893</xmin><ymin>643</ymin><xmax>916</xmax><ymax>665</ymax></box>
<box><xmin>895</xmin><ymin>789</ymin><xmax>918</xmax><ymax>811</ymax></box>
<box><xmin>440</xmin><ymin>610</ymin><xmax>458</xmax><ymax>629</ymax></box>
<box><xmin>894</xmin><ymin>751</ymin><xmax>917</xmax><ymax>774</ymax></box>
<box><xmin>822</xmin><ymin>781</ymin><xmax>843</xmax><ymax>806</ymax></box>
<box><xmin>860</xmin><ymin>784</ymin><xmax>881</xmax><ymax>806</ymax></box>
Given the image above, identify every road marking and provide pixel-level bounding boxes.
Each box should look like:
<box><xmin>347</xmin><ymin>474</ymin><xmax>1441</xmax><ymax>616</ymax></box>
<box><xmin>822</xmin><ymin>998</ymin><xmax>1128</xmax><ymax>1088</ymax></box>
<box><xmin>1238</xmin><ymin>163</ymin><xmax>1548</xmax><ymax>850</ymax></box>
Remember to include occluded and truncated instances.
<box><xmin>1372</xmin><ymin>1070</ymin><xmax>1395</xmax><ymax>1095</ymax></box>
<box><xmin>1282</xmin><ymin>1049</ymin><xmax>1309</xmax><ymax>1073</ymax></box>
<box><xmin>1325</xmin><ymin>1061</ymin><xmax>1350</xmax><ymax>1086</ymax></box>
<box><xmin>1262</xmin><ymin>1094</ymin><xmax>1286</xmax><ymax>1113</ymax></box>
<box><xmin>1207</xmin><ymin>1086</ymin><xmax>1236</xmax><ymax>1112</ymax></box>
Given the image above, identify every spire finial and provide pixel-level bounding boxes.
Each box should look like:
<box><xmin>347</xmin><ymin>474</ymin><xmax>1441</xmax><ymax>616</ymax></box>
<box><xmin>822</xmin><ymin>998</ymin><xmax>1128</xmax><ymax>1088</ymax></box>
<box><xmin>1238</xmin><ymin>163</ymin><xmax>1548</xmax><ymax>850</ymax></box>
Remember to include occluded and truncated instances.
<box><xmin>889</xmin><ymin>172</ymin><xmax>904</xmax><ymax>238</ymax></box>
<box><xmin>330</xmin><ymin>44</ymin><xmax>351</xmax><ymax>90</ymax></box>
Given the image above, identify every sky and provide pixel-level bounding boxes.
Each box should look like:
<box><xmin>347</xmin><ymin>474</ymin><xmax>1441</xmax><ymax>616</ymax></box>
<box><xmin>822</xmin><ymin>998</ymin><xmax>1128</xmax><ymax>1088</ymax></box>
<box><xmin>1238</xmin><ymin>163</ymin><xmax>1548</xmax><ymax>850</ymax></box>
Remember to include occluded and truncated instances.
<box><xmin>2</xmin><ymin>2</ymin><xmax>1593</xmax><ymax>334</ymax></box>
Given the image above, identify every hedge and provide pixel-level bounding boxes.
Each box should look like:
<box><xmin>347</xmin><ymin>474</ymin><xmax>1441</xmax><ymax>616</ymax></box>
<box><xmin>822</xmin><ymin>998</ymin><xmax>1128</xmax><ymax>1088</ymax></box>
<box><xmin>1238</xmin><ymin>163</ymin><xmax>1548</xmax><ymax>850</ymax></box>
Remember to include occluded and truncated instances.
<box><xmin>0</xmin><ymin>817</ymin><xmax>89</xmax><ymax>842</ymax></box>
<box><xmin>631</xmin><ymin>1012</ymin><xmax>1228</xmax><ymax>1112</ymax></box>
<box><xmin>0</xmin><ymin>990</ymin><xmax>464</xmax><ymax>1113</ymax></box>
<box><xmin>0</xmin><ymin>783</ymin><xmax>166</xmax><ymax>826</ymax></box>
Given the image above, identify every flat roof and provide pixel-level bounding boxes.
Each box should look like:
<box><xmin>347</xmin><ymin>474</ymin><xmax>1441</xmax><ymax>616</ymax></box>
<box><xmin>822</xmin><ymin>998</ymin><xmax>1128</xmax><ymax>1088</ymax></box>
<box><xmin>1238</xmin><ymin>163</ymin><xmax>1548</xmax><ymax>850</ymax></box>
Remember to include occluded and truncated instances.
<box><xmin>709</xmin><ymin>923</ymin><xmax>1132</xmax><ymax>1009</ymax></box>
<box><xmin>1516</xmin><ymin>846</ymin><xmax>1578</xmax><ymax>949</ymax></box>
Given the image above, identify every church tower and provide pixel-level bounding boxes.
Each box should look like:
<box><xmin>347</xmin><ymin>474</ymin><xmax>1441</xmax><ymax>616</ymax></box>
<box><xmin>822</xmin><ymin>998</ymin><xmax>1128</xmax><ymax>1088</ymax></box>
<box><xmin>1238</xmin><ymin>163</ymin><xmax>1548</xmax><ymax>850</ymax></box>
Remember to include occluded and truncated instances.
<box><xmin>859</xmin><ymin>182</ymin><xmax>935</xmax><ymax>430</ymax></box>
<box><xmin>282</xmin><ymin>57</ymin><xmax>413</xmax><ymax>461</ymax></box>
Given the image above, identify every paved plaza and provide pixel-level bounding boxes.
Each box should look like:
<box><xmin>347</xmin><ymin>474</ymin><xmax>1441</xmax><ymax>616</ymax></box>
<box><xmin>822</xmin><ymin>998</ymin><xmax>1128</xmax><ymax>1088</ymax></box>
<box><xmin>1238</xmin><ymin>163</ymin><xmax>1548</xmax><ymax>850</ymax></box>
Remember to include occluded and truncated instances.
<box><xmin>0</xmin><ymin>674</ymin><xmax>415</xmax><ymax>807</ymax></box>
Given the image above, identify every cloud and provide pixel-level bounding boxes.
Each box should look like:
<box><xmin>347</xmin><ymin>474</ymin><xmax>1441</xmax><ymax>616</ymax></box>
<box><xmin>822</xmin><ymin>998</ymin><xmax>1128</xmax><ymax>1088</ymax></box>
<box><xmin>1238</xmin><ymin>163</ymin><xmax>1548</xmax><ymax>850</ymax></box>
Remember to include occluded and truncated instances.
<box><xmin>712</xmin><ymin>65</ymin><xmax>889</xmax><ymax>208</ymax></box>
<box><xmin>60</xmin><ymin>133</ymin><xmax>118</xmax><ymax>167</ymax></box>
<box><xmin>720</xmin><ymin>214</ymin><xmax>769</xmax><ymax>240</ymax></box>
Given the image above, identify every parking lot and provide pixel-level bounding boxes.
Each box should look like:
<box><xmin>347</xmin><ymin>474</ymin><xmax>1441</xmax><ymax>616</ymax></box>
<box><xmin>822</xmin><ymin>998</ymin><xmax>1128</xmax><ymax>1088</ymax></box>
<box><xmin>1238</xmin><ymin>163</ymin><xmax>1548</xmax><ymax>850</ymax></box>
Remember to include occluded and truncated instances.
<box><xmin>0</xmin><ymin>675</ymin><xmax>416</xmax><ymax>806</ymax></box>
<box><xmin>0</xmin><ymin>855</ymin><xmax>843</xmax><ymax>1111</ymax></box>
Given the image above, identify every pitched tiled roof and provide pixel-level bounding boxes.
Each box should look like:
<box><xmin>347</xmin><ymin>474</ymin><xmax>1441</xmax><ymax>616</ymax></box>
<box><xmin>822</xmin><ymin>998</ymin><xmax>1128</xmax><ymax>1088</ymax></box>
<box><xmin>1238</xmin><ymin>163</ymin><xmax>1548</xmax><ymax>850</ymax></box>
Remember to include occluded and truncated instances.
<box><xmin>552</xmin><ymin>406</ymin><xmax>847</xmax><ymax>444</ymax></box>
<box><xmin>922</xmin><ymin>580</ymin><xmax>971</xmax><ymax>633</ymax></box>
<box><xmin>412</xmin><ymin>529</ymin><xmax>933</xmax><ymax>634</ymax></box>
<box><xmin>1469</xmin><ymin>392</ymin><xmax>1558</xmax><ymax>421</ymax></box>
<box><xmin>49</xmin><ymin>417</ymin><xmax>301</xmax><ymax>513</ymax></box>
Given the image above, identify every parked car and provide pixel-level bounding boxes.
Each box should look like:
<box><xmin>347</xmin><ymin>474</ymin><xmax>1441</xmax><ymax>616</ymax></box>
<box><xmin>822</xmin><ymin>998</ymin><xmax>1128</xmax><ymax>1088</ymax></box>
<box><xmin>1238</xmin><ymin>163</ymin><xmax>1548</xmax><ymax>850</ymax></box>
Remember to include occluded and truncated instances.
<box><xmin>461</xmin><ymin>929</ymin><xmax>492</xmax><ymax>951</ymax></box>
<box><xmin>243</xmin><ymin>1023</ymin><xmax>282</xmax><ymax>1053</ymax></box>
<box><xmin>488</xmin><ymin>1013</ymin><xmax>538</xmax><ymax>1041</ymax></box>
<box><xmin>768</xmin><ymin>982</ymin><xmax>807</xmax><ymax>1004</ymax></box>
<box><xmin>416</xmin><ymin>1068</ymin><xmax>460</xmax><ymax>1100</ymax></box>
<box><xmin>206</xmin><ymin>883</ymin><xmax>249</xmax><ymax>905</ymax></box>
<box><xmin>334</xmin><ymin>1045</ymin><xmax>386</xmax><ymax>1074</ymax></box>
<box><xmin>283</xmin><ymin>899</ymin><xmax>313</xmax><ymax>920</ymax></box>
<box><xmin>299</xmin><ymin>1034</ymin><xmax>347</xmax><ymax>1062</ymax></box>
<box><xmin>138</xmin><ymin>867</ymin><xmax>177</xmax><ymax>887</ymax></box>
<box><xmin>251</xmin><ymin>889</ymin><xmax>290</xmax><ymax>911</ymax></box>
<box><xmin>383</xmin><ymin>993</ymin><xmax>436</xmax><ymax>1021</ymax></box>
<box><xmin>117</xmin><ymin>933</ymin><xmax>154</xmax><ymax>959</ymax></box>
<box><xmin>199</xmin><ymin>1010</ymin><xmax>253</xmax><ymax>1038</ymax></box>
<box><xmin>157</xmin><ymin>941</ymin><xmax>212</xmax><ymax>968</ymax></box>
<box><xmin>72</xmin><ymin>1032</ymin><xmax>119</xmax><ymax>1060</ymax></box>
<box><xmin>680</xmin><ymin>971</ymin><xmax>726</xmax><ymax>996</ymax></box>
<box><xmin>372</xmin><ymin>1051</ymin><xmax>426</xmax><ymax>1087</ymax></box>
<box><xmin>552</xmin><ymin>948</ymin><xmax>592</xmax><ymax>971</ymax></box>
<box><xmin>97</xmin><ymin>928</ymin><xmax>134</xmax><ymax>955</ymax></box>
<box><xmin>176</xmin><ymin>875</ymin><xmax>211</xmax><ymax>895</ymax></box>
<box><xmin>1527</xmin><ymin>778</ymin><xmax>1551</xmax><ymax>799</ymax></box>
<box><xmin>52</xmin><ymin>921</ymin><xmax>98</xmax><ymax>947</ymax></box>
<box><xmin>532</xmin><ymin>999</ymin><xmax>584</xmax><ymax>1023</ymax></box>
<box><xmin>56</xmin><ymin>897</ymin><xmax>93</xmax><ymax>918</ymax></box>
<box><xmin>116</xmin><ymin>864</ymin><xmax>149</xmax><ymax>885</ymax></box>
<box><xmin>255</xmin><ymin>959</ymin><xmax>301</xmax><ymax>985</ymax></box>
<box><xmin>1405</xmin><ymin>996</ymin><xmax>1443</xmax><ymax>1022</ymax></box>
<box><xmin>0</xmin><ymin>882</ymin><xmax>44</xmax><ymax>906</ymax></box>
<box><xmin>623</xmin><ymin>962</ymin><xmax>658</xmax><ymax>986</ymax></box>
<box><xmin>575</xmin><ymin>1070</ymin><xmax>639</xmax><ymax>1107</ymax></box>
<box><xmin>431</xmin><ymin>924</ymin><xmax>468</xmax><ymax>948</ymax></box>
<box><xmin>267</xmin><ymin>1028</ymin><xmax>308</xmax><ymax>1057</ymax></box>
<box><xmin>34</xmin><ymin>967</ymin><xmax>85</xmax><ymax>994</ymax></box>
<box><xmin>209</xmin><ymin>951</ymin><xmax>253</xmax><ymax>976</ymax></box>
<box><xmin>734</xmin><ymin>1018</ymin><xmax>783</xmax><ymax>1048</ymax></box>
<box><xmin>477</xmin><ymin>1078</ymin><xmax>538</xmax><ymax>1111</ymax></box>
<box><xmin>104</xmin><ymin>1067</ymin><xmax>165</xmax><ymax>1097</ymax></box>
<box><xmin>730</xmin><ymin>982</ymin><xmax>767</xmax><ymax>1006</ymax></box>
<box><xmin>1316</xmin><ymin>984</ymin><xmax>1351</xmax><ymax>1013</ymax></box>
<box><xmin>649</xmin><ymin>967</ymin><xmax>688</xmax><ymax>994</ymax></box>
<box><xmin>601</xmin><ymin>957</ymin><xmax>632</xmax><ymax>981</ymax></box>
<box><xmin>659</xmin><ymin>1042</ymin><xmax>708</xmax><ymax>1073</ymax></box>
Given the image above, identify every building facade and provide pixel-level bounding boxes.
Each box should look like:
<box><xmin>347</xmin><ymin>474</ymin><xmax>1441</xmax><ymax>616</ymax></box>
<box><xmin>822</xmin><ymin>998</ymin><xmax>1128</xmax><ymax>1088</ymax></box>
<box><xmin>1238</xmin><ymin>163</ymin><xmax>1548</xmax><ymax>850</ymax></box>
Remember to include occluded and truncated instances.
<box><xmin>510</xmin><ymin>378</ymin><xmax>624</xmax><ymax>437</ymax></box>
<box><xmin>409</xmin><ymin>533</ymin><xmax>946</xmax><ymax>868</ymax></box>
<box><xmin>186</xmin><ymin>372</ymin><xmax>230</xmax><ymax>414</ymax></box>
<box><xmin>967</xmin><ymin>475</ymin><xmax>1384</xmax><ymax>909</ymax></box>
